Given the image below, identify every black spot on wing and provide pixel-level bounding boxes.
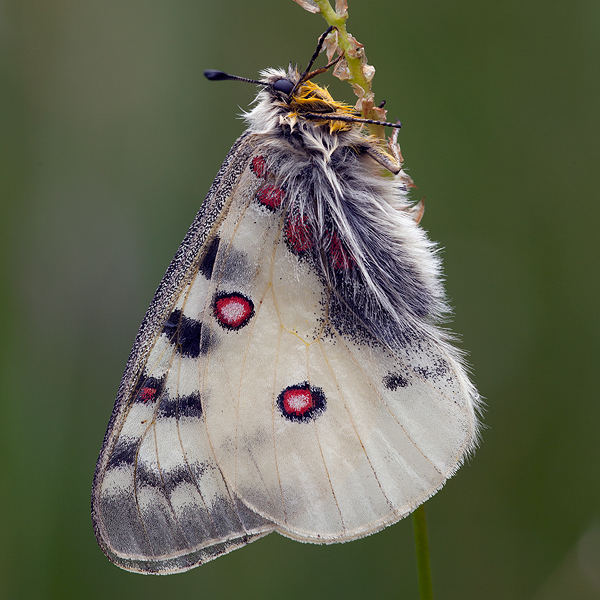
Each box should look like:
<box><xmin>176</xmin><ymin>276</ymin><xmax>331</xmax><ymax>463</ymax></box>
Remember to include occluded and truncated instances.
<box><xmin>157</xmin><ymin>390</ymin><xmax>176</xmax><ymax>419</ymax></box>
<box><xmin>199</xmin><ymin>236</ymin><xmax>220</xmax><ymax>279</ymax></box>
<box><xmin>133</xmin><ymin>374</ymin><xmax>166</xmax><ymax>404</ymax></box>
<box><xmin>162</xmin><ymin>311</ymin><xmax>179</xmax><ymax>336</ymax></box>
<box><xmin>135</xmin><ymin>461</ymin><xmax>162</xmax><ymax>489</ymax></box>
<box><xmin>178</xmin><ymin>392</ymin><xmax>203</xmax><ymax>418</ymax></box>
<box><xmin>178</xmin><ymin>317</ymin><xmax>203</xmax><ymax>358</ymax></box>
<box><xmin>383</xmin><ymin>373</ymin><xmax>409</xmax><ymax>391</ymax></box>
<box><xmin>157</xmin><ymin>392</ymin><xmax>202</xmax><ymax>419</ymax></box>
<box><xmin>162</xmin><ymin>310</ymin><xmax>213</xmax><ymax>359</ymax></box>
<box><xmin>162</xmin><ymin>465</ymin><xmax>194</xmax><ymax>495</ymax></box>
<box><xmin>107</xmin><ymin>438</ymin><xmax>138</xmax><ymax>468</ymax></box>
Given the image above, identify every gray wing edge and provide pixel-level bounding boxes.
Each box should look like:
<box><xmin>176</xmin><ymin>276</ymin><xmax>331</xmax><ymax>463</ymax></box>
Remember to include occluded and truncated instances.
<box><xmin>101</xmin><ymin>497</ymin><xmax>275</xmax><ymax>575</ymax></box>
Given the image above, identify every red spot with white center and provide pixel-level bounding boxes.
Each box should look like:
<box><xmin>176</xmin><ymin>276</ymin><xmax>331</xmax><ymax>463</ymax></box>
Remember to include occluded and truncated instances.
<box><xmin>329</xmin><ymin>231</ymin><xmax>355</xmax><ymax>270</ymax></box>
<box><xmin>139</xmin><ymin>387</ymin><xmax>157</xmax><ymax>402</ymax></box>
<box><xmin>251</xmin><ymin>155</ymin><xmax>268</xmax><ymax>179</ymax></box>
<box><xmin>283</xmin><ymin>388</ymin><xmax>313</xmax><ymax>415</ymax></box>
<box><xmin>256</xmin><ymin>184</ymin><xmax>285</xmax><ymax>210</ymax></box>
<box><xmin>285</xmin><ymin>214</ymin><xmax>313</xmax><ymax>253</ymax></box>
<box><xmin>277</xmin><ymin>383</ymin><xmax>326</xmax><ymax>423</ymax></box>
<box><xmin>214</xmin><ymin>293</ymin><xmax>254</xmax><ymax>330</ymax></box>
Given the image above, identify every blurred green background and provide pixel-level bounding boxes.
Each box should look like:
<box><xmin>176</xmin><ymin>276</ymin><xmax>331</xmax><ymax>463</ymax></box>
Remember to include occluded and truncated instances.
<box><xmin>1</xmin><ymin>0</ymin><xmax>599</xmax><ymax>598</ymax></box>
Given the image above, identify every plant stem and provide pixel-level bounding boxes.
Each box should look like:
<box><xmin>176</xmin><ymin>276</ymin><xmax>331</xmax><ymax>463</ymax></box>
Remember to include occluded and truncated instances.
<box><xmin>312</xmin><ymin>0</ymin><xmax>373</xmax><ymax>101</ymax></box>
<box><xmin>412</xmin><ymin>505</ymin><xmax>434</xmax><ymax>600</ymax></box>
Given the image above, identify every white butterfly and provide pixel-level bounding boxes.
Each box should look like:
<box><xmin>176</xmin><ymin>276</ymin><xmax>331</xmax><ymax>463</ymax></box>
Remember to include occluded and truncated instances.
<box><xmin>92</xmin><ymin>41</ymin><xmax>480</xmax><ymax>574</ymax></box>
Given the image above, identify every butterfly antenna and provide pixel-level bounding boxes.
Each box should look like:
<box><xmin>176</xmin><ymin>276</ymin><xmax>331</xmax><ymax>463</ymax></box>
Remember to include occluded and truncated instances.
<box><xmin>304</xmin><ymin>113</ymin><xmax>402</xmax><ymax>130</ymax></box>
<box><xmin>205</xmin><ymin>37</ymin><xmax>399</xmax><ymax>130</ymax></box>
<box><xmin>204</xmin><ymin>70</ymin><xmax>269</xmax><ymax>87</ymax></box>
<box><xmin>300</xmin><ymin>26</ymin><xmax>335</xmax><ymax>80</ymax></box>
<box><xmin>303</xmin><ymin>53</ymin><xmax>345</xmax><ymax>83</ymax></box>
<box><xmin>290</xmin><ymin>26</ymin><xmax>341</xmax><ymax>98</ymax></box>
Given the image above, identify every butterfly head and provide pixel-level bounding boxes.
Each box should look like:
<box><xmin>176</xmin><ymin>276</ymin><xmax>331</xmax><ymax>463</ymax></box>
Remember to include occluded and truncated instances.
<box><xmin>261</xmin><ymin>68</ymin><xmax>357</xmax><ymax>133</ymax></box>
<box><xmin>205</xmin><ymin>27</ymin><xmax>402</xmax><ymax>136</ymax></box>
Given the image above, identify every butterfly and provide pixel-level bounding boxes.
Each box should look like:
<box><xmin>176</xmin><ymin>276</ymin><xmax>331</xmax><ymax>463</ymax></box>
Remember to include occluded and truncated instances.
<box><xmin>91</xmin><ymin>28</ymin><xmax>480</xmax><ymax>574</ymax></box>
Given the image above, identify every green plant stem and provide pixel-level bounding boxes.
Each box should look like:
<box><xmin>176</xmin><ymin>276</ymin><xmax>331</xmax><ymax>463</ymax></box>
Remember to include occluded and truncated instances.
<box><xmin>312</xmin><ymin>0</ymin><xmax>372</xmax><ymax>100</ymax></box>
<box><xmin>412</xmin><ymin>505</ymin><xmax>434</xmax><ymax>600</ymax></box>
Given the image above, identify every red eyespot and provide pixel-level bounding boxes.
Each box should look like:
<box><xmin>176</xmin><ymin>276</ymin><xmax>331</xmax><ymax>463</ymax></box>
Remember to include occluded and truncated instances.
<box><xmin>277</xmin><ymin>383</ymin><xmax>326</xmax><ymax>423</ymax></box>
<box><xmin>256</xmin><ymin>184</ymin><xmax>285</xmax><ymax>210</ymax></box>
<box><xmin>285</xmin><ymin>214</ymin><xmax>313</xmax><ymax>253</ymax></box>
<box><xmin>214</xmin><ymin>293</ymin><xmax>254</xmax><ymax>330</ymax></box>
<box><xmin>139</xmin><ymin>387</ymin><xmax>157</xmax><ymax>402</ymax></box>
<box><xmin>329</xmin><ymin>231</ymin><xmax>355</xmax><ymax>270</ymax></box>
<box><xmin>283</xmin><ymin>388</ymin><xmax>313</xmax><ymax>415</ymax></box>
<box><xmin>251</xmin><ymin>155</ymin><xmax>269</xmax><ymax>179</ymax></box>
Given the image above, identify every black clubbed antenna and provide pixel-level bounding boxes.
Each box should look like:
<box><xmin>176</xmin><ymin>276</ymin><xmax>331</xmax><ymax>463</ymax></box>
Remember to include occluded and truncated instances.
<box><xmin>204</xmin><ymin>70</ymin><xmax>268</xmax><ymax>87</ymax></box>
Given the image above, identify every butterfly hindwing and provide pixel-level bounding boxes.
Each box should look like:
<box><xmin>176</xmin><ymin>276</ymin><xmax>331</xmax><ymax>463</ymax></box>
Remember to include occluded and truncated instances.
<box><xmin>201</xmin><ymin>150</ymin><xmax>476</xmax><ymax>542</ymax></box>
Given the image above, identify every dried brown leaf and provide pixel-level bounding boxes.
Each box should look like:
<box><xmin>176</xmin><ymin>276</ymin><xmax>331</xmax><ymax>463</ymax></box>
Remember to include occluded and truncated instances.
<box><xmin>335</xmin><ymin>0</ymin><xmax>348</xmax><ymax>16</ymax></box>
<box><xmin>323</xmin><ymin>29</ymin><xmax>340</xmax><ymax>62</ymax></box>
<box><xmin>292</xmin><ymin>0</ymin><xmax>321</xmax><ymax>13</ymax></box>
<box><xmin>333</xmin><ymin>58</ymin><xmax>350</xmax><ymax>81</ymax></box>
<box><xmin>362</xmin><ymin>63</ymin><xmax>375</xmax><ymax>83</ymax></box>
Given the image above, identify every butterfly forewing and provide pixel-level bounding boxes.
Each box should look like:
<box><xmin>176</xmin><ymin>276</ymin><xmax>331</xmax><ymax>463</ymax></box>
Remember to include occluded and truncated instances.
<box><xmin>92</xmin><ymin>135</ymin><xmax>276</xmax><ymax>574</ymax></box>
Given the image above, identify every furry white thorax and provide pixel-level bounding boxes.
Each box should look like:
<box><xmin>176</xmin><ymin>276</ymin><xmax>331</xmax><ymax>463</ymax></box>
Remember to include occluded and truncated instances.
<box><xmin>243</xmin><ymin>68</ymin><xmax>450</xmax><ymax>348</ymax></box>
